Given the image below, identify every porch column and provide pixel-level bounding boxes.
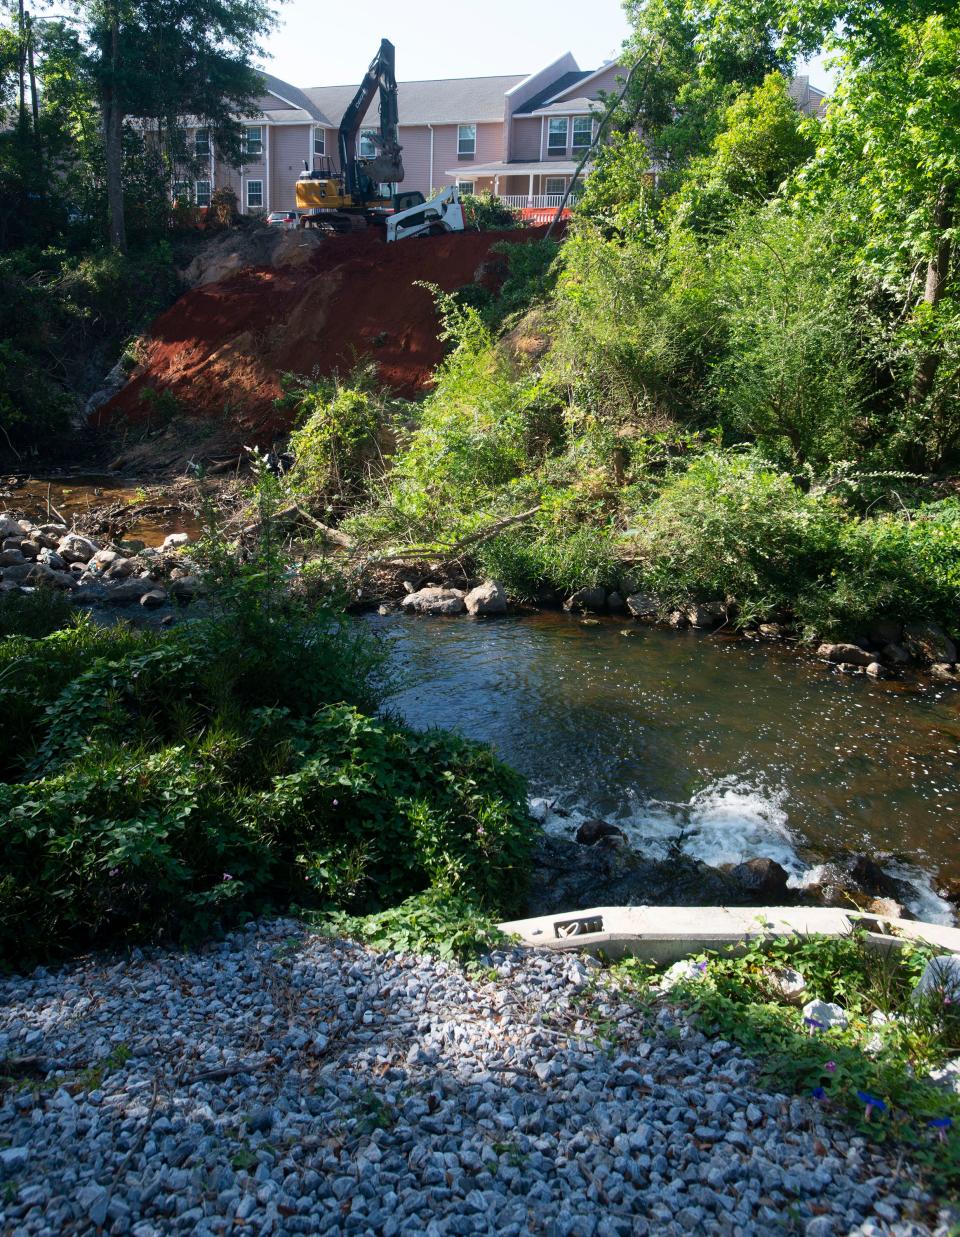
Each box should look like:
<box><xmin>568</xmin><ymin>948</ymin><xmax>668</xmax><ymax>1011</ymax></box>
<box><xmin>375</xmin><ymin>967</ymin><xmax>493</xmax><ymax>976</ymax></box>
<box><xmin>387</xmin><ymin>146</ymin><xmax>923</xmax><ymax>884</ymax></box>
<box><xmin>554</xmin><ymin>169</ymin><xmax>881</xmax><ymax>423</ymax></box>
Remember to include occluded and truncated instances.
<box><xmin>493</xmin><ymin>174</ymin><xmax>499</xmax><ymax>196</ymax></box>
<box><xmin>528</xmin><ymin>172</ymin><xmax>533</xmax><ymax>206</ymax></box>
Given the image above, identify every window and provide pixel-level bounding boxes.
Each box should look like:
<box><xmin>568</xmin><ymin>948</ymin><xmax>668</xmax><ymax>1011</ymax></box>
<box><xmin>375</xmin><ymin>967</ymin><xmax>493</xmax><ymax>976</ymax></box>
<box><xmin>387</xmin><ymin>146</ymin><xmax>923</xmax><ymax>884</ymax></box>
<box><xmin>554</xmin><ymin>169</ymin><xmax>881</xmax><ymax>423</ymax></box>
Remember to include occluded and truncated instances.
<box><xmin>359</xmin><ymin>129</ymin><xmax>377</xmax><ymax>158</ymax></box>
<box><xmin>457</xmin><ymin>124</ymin><xmax>476</xmax><ymax>158</ymax></box>
<box><xmin>244</xmin><ymin>125</ymin><xmax>262</xmax><ymax>157</ymax></box>
<box><xmin>171</xmin><ymin>181</ymin><xmax>191</xmax><ymax>203</ymax></box>
<box><xmin>544</xmin><ymin>177</ymin><xmax>566</xmax><ymax>196</ymax></box>
<box><xmin>195</xmin><ymin>128</ymin><xmax>210</xmax><ymax>157</ymax></box>
<box><xmin>457</xmin><ymin>181</ymin><xmax>475</xmax><ymax>195</ymax></box>
<box><xmin>195</xmin><ymin>179</ymin><xmax>211</xmax><ymax>207</ymax></box>
<box><xmin>246</xmin><ymin>179</ymin><xmax>263</xmax><ymax>209</ymax></box>
<box><xmin>313</xmin><ymin>127</ymin><xmax>325</xmax><ymax>156</ymax></box>
<box><xmin>547</xmin><ymin>117</ymin><xmax>569</xmax><ymax>155</ymax></box>
<box><xmin>572</xmin><ymin>117</ymin><xmax>593</xmax><ymax>150</ymax></box>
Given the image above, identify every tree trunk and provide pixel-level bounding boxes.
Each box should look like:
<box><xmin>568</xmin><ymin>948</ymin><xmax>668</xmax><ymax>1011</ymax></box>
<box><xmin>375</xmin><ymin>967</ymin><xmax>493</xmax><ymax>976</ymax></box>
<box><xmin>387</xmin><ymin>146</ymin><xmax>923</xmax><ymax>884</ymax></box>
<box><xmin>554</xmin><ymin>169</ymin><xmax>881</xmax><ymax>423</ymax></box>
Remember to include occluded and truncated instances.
<box><xmin>17</xmin><ymin>0</ymin><xmax>26</xmax><ymax>133</ymax></box>
<box><xmin>26</xmin><ymin>16</ymin><xmax>40</xmax><ymax>155</ymax></box>
<box><xmin>102</xmin><ymin>93</ymin><xmax>127</xmax><ymax>252</ymax></box>
<box><xmin>910</xmin><ymin>182</ymin><xmax>954</xmax><ymax>406</ymax></box>
<box><xmin>101</xmin><ymin>11</ymin><xmax>127</xmax><ymax>254</ymax></box>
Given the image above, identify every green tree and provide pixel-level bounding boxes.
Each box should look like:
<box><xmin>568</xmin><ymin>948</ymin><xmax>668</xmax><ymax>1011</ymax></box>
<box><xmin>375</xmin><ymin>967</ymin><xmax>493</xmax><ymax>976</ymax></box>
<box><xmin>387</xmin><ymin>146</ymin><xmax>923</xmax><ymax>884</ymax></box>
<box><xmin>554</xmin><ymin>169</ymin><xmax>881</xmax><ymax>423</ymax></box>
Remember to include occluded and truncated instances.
<box><xmin>80</xmin><ymin>0</ymin><xmax>276</xmax><ymax>251</ymax></box>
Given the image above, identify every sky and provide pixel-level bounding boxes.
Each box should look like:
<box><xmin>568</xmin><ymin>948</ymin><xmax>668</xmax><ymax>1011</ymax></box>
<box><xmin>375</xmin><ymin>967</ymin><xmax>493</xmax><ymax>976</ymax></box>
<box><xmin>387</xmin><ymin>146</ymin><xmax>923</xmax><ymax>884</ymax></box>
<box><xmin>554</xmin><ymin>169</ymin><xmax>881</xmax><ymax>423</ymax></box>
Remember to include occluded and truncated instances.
<box><xmin>261</xmin><ymin>0</ymin><xmax>832</xmax><ymax>91</ymax></box>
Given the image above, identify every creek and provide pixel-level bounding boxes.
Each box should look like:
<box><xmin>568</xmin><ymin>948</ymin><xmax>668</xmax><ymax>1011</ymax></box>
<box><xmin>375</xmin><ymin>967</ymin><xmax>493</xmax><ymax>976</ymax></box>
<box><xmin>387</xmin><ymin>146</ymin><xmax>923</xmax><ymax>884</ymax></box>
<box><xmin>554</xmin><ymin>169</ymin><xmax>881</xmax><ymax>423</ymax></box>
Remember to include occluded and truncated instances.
<box><xmin>369</xmin><ymin>611</ymin><xmax>960</xmax><ymax>921</ymax></box>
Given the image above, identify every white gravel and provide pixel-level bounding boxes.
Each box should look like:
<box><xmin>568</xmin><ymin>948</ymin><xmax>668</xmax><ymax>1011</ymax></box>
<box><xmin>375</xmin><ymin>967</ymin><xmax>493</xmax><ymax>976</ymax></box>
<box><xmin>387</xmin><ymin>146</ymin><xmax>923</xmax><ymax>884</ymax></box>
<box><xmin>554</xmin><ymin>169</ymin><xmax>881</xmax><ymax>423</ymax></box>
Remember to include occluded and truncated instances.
<box><xmin>0</xmin><ymin>920</ymin><xmax>948</xmax><ymax>1235</ymax></box>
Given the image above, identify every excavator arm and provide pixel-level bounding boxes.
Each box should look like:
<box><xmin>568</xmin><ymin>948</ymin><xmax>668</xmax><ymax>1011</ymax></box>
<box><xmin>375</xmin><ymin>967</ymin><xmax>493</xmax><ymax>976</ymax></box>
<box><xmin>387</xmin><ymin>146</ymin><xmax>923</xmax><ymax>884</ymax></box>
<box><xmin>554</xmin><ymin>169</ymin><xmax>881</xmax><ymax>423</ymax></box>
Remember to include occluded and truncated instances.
<box><xmin>338</xmin><ymin>38</ymin><xmax>404</xmax><ymax>203</ymax></box>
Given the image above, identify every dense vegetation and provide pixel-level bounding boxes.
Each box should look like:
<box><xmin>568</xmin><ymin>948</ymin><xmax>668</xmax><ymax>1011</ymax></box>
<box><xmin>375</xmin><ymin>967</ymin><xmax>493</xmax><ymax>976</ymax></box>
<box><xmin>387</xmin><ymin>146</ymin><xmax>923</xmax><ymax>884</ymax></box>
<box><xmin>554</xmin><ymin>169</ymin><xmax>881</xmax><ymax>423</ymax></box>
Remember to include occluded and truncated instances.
<box><xmin>273</xmin><ymin>1</ymin><xmax>960</xmax><ymax>640</ymax></box>
<box><xmin>0</xmin><ymin>497</ymin><xmax>531</xmax><ymax>968</ymax></box>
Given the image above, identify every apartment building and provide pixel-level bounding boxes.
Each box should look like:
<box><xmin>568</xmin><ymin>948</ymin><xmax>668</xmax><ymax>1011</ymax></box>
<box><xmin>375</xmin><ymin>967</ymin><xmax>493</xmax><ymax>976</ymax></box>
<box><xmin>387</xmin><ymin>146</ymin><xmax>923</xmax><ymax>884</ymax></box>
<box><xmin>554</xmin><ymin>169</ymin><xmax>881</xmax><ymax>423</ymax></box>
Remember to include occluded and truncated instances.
<box><xmin>177</xmin><ymin>59</ymin><xmax>827</xmax><ymax>216</ymax></box>
<box><xmin>177</xmin><ymin>53</ymin><xmax>628</xmax><ymax>215</ymax></box>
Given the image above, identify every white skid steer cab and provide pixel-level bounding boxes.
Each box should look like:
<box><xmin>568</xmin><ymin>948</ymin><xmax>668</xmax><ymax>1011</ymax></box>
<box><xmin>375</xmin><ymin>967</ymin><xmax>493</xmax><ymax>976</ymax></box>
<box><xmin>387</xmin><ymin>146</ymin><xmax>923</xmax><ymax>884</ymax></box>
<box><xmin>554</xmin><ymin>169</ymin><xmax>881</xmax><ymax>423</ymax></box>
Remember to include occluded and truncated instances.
<box><xmin>386</xmin><ymin>186</ymin><xmax>466</xmax><ymax>242</ymax></box>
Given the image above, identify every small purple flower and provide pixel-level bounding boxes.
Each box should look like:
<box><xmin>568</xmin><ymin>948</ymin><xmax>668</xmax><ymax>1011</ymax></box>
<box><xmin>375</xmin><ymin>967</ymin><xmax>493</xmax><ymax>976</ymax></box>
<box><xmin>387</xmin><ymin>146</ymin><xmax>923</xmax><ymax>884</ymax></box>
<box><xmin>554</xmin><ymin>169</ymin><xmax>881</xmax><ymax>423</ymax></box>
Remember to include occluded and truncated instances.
<box><xmin>803</xmin><ymin>1016</ymin><xmax>825</xmax><ymax>1032</ymax></box>
<box><xmin>824</xmin><ymin>1060</ymin><xmax>837</xmax><ymax>1073</ymax></box>
<box><xmin>928</xmin><ymin>1117</ymin><xmax>952</xmax><ymax>1143</ymax></box>
<box><xmin>856</xmin><ymin>1091</ymin><xmax>886</xmax><ymax>1121</ymax></box>
<box><xmin>222</xmin><ymin>873</ymin><xmax>233</xmax><ymax>882</ymax></box>
<box><xmin>811</xmin><ymin>1086</ymin><xmax>827</xmax><ymax>1101</ymax></box>
<box><xmin>695</xmin><ymin>960</ymin><xmax>708</xmax><ymax>974</ymax></box>
<box><xmin>332</xmin><ymin>799</ymin><xmax>339</xmax><ymax>807</ymax></box>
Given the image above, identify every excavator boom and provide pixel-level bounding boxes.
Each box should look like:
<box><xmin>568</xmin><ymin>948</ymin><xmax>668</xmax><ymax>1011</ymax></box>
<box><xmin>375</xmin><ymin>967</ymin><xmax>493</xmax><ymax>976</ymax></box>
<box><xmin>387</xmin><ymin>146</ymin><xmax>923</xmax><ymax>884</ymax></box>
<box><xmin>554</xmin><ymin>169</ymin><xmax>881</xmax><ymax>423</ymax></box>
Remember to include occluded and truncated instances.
<box><xmin>337</xmin><ymin>38</ymin><xmax>403</xmax><ymax>201</ymax></box>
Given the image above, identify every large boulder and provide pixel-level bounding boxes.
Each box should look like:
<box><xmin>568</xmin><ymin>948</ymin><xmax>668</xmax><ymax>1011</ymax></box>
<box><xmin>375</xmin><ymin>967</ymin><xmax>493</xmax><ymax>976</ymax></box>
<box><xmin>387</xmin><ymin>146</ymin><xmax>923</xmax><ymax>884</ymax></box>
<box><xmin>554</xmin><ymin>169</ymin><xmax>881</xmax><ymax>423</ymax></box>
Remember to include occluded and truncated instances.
<box><xmin>25</xmin><ymin>564</ymin><xmax>76</xmax><ymax>590</ymax></box>
<box><xmin>162</xmin><ymin>532</ymin><xmax>190</xmax><ymax>550</ymax></box>
<box><xmin>104</xmin><ymin>578</ymin><xmax>154</xmax><ymax>605</ymax></box>
<box><xmin>400</xmin><ymin>587</ymin><xmax>466</xmax><ymax>616</ymax></box>
<box><xmin>912</xmin><ymin>956</ymin><xmax>960</xmax><ymax>1005</ymax></box>
<box><xmin>56</xmin><ymin>533</ymin><xmax>99</xmax><ymax>564</ymax></box>
<box><xmin>169</xmin><ymin>574</ymin><xmax>203</xmax><ymax>603</ymax></box>
<box><xmin>0</xmin><ymin>549</ymin><xmax>25</xmax><ymax>568</ymax></box>
<box><xmin>626</xmin><ymin>593</ymin><xmax>659</xmax><ymax>618</ymax></box>
<box><xmin>816</xmin><ymin>642</ymin><xmax>874</xmax><ymax>667</ymax></box>
<box><xmin>464</xmin><ymin>580</ymin><xmax>507</xmax><ymax>615</ymax></box>
<box><xmin>904</xmin><ymin>621</ymin><xmax>957</xmax><ymax>665</ymax></box>
<box><xmin>686</xmin><ymin>601</ymin><xmax>724</xmax><ymax>629</ymax></box>
<box><xmin>574</xmin><ymin>818</ymin><xmax>627</xmax><ymax>847</ymax></box>
<box><xmin>563</xmin><ymin>586</ymin><xmax>606</xmax><ymax>614</ymax></box>
<box><xmin>730</xmin><ymin>857</ymin><xmax>790</xmax><ymax>900</ymax></box>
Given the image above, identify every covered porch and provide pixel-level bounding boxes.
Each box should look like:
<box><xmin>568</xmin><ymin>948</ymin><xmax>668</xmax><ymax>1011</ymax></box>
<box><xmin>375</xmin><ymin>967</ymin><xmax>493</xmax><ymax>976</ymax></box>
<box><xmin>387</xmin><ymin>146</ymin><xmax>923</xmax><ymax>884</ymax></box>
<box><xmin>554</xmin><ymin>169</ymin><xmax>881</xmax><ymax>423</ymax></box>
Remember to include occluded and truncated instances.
<box><xmin>444</xmin><ymin>160</ymin><xmax>581</xmax><ymax>208</ymax></box>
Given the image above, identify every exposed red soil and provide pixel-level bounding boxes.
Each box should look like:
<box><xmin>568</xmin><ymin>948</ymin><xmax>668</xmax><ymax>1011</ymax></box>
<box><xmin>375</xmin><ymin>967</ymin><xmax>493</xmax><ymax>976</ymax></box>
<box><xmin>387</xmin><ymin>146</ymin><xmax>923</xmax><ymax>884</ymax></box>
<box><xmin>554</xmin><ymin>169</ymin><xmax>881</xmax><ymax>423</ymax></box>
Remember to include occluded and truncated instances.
<box><xmin>97</xmin><ymin>227</ymin><xmax>549</xmax><ymax>442</ymax></box>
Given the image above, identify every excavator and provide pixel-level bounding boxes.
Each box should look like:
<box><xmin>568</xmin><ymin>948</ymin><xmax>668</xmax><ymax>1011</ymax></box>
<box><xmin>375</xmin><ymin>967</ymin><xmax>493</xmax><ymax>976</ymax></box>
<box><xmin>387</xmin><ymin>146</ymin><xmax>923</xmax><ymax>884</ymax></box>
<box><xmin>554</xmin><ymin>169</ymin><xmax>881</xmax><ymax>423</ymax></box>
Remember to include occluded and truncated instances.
<box><xmin>296</xmin><ymin>39</ymin><xmax>466</xmax><ymax>241</ymax></box>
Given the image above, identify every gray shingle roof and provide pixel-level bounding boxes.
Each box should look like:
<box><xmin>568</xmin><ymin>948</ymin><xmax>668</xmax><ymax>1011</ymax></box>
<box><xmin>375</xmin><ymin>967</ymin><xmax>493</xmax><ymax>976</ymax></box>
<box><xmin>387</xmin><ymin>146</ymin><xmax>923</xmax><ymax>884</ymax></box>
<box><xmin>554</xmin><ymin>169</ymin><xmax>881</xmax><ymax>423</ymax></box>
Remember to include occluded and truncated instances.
<box><xmin>513</xmin><ymin>71</ymin><xmax>592</xmax><ymax>115</ymax></box>
<box><xmin>301</xmin><ymin>74</ymin><xmax>528</xmax><ymax>127</ymax></box>
<box><xmin>259</xmin><ymin>73</ymin><xmax>325</xmax><ymax>122</ymax></box>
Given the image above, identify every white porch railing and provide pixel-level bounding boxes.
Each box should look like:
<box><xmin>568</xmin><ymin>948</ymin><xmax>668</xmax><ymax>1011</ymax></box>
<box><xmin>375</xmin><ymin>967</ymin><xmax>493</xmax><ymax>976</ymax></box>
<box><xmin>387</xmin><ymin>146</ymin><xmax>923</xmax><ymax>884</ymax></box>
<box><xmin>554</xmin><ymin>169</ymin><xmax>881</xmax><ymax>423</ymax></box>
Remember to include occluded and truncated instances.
<box><xmin>498</xmin><ymin>194</ymin><xmax>572</xmax><ymax>209</ymax></box>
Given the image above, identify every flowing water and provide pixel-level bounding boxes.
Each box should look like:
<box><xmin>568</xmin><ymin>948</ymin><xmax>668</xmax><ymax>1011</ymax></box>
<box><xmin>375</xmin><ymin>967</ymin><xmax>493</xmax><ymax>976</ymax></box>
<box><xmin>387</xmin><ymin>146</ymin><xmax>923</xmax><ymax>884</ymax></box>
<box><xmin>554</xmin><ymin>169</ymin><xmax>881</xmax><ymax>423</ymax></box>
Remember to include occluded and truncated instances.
<box><xmin>1</xmin><ymin>475</ymin><xmax>201</xmax><ymax>547</ymax></box>
<box><xmin>369</xmin><ymin>612</ymin><xmax>960</xmax><ymax>921</ymax></box>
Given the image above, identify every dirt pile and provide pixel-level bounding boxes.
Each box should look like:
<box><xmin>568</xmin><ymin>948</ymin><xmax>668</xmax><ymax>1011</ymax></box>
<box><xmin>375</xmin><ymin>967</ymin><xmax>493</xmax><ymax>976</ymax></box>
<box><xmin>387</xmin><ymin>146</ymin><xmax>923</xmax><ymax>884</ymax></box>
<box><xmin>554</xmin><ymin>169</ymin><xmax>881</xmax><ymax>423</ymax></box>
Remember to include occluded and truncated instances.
<box><xmin>97</xmin><ymin>228</ymin><xmax>546</xmax><ymax>443</ymax></box>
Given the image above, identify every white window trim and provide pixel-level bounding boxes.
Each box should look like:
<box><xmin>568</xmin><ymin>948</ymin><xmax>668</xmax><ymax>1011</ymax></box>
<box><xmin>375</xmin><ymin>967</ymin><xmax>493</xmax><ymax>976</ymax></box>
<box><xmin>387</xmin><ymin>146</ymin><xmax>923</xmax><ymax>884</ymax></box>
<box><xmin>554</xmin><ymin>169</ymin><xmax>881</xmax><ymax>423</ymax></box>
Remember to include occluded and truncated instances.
<box><xmin>313</xmin><ymin>126</ymin><xmax>325</xmax><ymax>156</ymax></box>
<box><xmin>195</xmin><ymin>127</ymin><xmax>211</xmax><ymax>157</ymax></box>
<box><xmin>172</xmin><ymin>180</ymin><xmax>191</xmax><ymax>202</ymax></box>
<box><xmin>245</xmin><ymin>124</ymin><xmax>263</xmax><ymax>158</ymax></box>
<box><xmin>358</xmin><ymin>128</ymin><xmax>377</xmax><ymax>158</ymax></box>
<box><xmin>547</xmin><ymin>117</ymin><xmax>569</xmax><ymax>154</ymax></box>
<box><xmin>195</xmin><ymin>179</ymin><xmax>211</xmax><ymax>207</ymax></box>
<box><xmin>457</xmin><ymin>180</ymin><xmax>475</xmax><ymax>194</ymax></box>
<box><xmin>571</xmin><ymin>116</ymin><xmax>593</xmax><ymax>149</ymax></box>
<box><xmin>246</xmin><ymin>178</ymin><xmax>264</xmax><ymax>209</ymax></box>
<box><xmin>457</xmin><ymin>123</ymin><xmax>477</xmax><ymax>158</ymax></box>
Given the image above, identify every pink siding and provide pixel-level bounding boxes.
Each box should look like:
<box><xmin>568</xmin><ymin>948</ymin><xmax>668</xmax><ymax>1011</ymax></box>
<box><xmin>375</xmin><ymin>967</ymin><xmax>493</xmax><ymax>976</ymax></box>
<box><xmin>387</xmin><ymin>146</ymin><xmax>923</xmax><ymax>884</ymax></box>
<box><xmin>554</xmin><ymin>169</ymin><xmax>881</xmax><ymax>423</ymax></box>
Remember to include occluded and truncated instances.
<box><xmin>428</xmin><ymin>121</ymin><xmax>503</xmax><ymax>191</ymax></box>
<box><xmin>255</xmin><ymin>92</ymin><xmax>293</xmax><ymax>110</ymax></box>
<box><xmin>271</xmin><ymin>124</ymin><xmax>311</xmax><ymax>210</ymax></box>
<box><xmin>397</xmin><ymin>126</ymin><xmax>434</xmax><ymax>193</ymax></box>
<box><xmin>551</xmin><ymin>63</ymin><xmax>623</xmax><ymax>104</ymax></box>
<box><xmin>504</xmin><ymin>53</ymin><xmax>578</xmax><ymax>157</ymax></box>
<box><xmin>511</xmin><ymin>117</ymin><xmax>543</xmax><ymax>161</ymax></box>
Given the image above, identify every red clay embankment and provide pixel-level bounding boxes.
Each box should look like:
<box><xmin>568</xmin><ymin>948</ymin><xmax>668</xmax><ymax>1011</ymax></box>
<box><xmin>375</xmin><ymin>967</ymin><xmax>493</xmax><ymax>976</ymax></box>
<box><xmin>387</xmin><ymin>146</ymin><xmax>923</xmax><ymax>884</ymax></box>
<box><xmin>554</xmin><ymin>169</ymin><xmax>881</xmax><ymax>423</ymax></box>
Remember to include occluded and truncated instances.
<box><xmin>97</xmin><ymin>227</ymin><xmax>546</xmax><ymax>441</ymax></box>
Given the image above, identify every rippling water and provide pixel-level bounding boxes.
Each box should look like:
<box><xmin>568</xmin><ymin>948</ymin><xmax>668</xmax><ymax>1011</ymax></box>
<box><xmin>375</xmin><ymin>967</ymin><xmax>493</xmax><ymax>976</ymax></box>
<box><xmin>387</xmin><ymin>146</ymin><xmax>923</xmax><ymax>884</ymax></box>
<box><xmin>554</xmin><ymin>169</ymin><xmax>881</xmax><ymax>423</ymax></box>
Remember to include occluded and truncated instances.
<box><xmin>369</xmin><ymin>612</ymin><xmax>960</xmax><ymax>916</ymax></box>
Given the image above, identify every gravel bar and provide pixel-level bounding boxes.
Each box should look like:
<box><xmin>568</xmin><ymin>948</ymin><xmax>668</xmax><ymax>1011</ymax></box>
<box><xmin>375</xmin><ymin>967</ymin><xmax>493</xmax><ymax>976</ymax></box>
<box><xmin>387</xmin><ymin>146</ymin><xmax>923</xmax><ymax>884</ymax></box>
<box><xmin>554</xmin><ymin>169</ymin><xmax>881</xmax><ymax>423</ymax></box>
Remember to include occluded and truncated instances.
<box><xmin>0</xmin><ymin>920</ymin><xmax>948</xmax><ymax>1235</ymax></box>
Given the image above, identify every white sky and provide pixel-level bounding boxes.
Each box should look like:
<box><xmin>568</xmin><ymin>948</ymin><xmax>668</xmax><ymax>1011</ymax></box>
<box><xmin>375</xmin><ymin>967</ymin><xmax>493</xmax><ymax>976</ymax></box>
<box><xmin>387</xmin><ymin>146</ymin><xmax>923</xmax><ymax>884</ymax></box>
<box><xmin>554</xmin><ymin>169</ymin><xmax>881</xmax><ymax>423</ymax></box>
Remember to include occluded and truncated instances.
<box><xmin>260</xmin><ymin>0</ymin><xmax>831</xmax><ymax>92</ymax></box>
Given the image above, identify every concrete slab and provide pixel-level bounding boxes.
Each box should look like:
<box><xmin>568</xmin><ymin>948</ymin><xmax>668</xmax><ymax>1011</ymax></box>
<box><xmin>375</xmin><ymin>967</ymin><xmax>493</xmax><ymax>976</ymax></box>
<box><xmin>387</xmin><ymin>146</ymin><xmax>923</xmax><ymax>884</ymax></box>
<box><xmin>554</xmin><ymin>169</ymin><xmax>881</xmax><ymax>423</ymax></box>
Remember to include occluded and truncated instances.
<box><xmin>497</xmin><ymin>905</ymin><xmax>960</xmax><ymax>964</ymax></box>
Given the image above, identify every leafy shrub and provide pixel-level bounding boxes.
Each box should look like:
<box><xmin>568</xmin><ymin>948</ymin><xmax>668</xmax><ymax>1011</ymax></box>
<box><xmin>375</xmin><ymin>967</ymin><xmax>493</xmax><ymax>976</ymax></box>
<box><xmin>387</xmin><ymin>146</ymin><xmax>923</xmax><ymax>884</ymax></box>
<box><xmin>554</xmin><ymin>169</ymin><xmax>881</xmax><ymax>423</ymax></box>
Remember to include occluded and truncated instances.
<box><xmin>0</xmin><ymin>243</ymin><xmax>181</xmax><ymax>453</ymax></box>
<box><xmin>322</xmin><ymin>889</ymin><xmax>507</xmax><ymax>962</ymax></box>
<box><xmin>282</xmin><ymin>364</ymin><xmax>408</xmax><ymax>504</ymax></box>
<box><xmin>629</xmin><ymin>451</ymin><xmax>842</xmax><ymax>620</ymax></box>
<box><xmin>813</xmin><ymin>499</ymin><xmax>960</xmax><ymax>632</ymax></box>
<box><xmin>461</xmin><ymin>193</ymin><xmax>521</xmax><ymax>231</ymax></box>
<box><xmin>0</xmin><ymin>620</ymin><xmax>531</xmax><ymax>965</ymax></box>
<box><xmin>0</xmin><ymin>586</ymin><xmax>74</xmax><ymax>639</ymax></box>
